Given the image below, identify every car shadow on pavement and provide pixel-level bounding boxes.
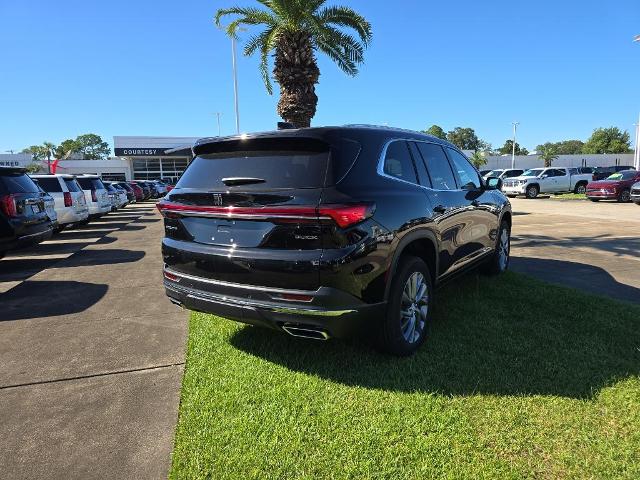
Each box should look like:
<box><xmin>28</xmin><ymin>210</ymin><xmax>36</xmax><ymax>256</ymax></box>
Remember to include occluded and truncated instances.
<box><xmin>1</xmin><ymin>280</ymin><xmax>108</xmax><ymax>321</ymax></box>
<box><xmin>229</xmin><ymin>269</ymin><xmax>639</xmax><ymax>399</ymax></box>
<box><xmin>0</xmin><ymin>250</ymin><xmax>145</xmax><ymax>282</ymax></box>
<box><xmin>510</xmin><ymin>256</ymin><xmax>639</xmax><ymax>305</ymax></box>
<box><xmin>512</xmin><ymin>233</ymin><xmax>640</xmax><ymax>259</ymax></box>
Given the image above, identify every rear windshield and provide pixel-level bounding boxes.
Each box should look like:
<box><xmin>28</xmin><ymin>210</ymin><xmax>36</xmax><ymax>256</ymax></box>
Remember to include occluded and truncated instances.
<box><xmin>182</xmin><ymin>136</ymin><xmax>361</xmax><ymax>190</ymax></box>
<box><xmin>64</xmin><ymin>178</ymin><xmax>81</xmax><ymax>192</ymax></box>
<box><xmin>178</xmin><ymin>151</ymin><xmax>331</xmax><ymax>190</ymax></box>
<box><xmin>35</xmin><ymin>177</ymin><xmax>63</xmax><ymax>192</ymax></box>
<box><xmin>77</xmin><ymin>177</ymin><xmax>105</xmax><ymax>190</ymax></box>
<box><xmin>0</xmin><ymin>173</ymin><xmax>40</xmax><ymax>194</ymax></box>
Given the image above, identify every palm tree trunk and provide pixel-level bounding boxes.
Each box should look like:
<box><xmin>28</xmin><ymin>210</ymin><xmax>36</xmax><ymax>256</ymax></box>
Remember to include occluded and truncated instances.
<box><xmin>273</xmin><ymin>32</ymin><xmax>320</xmax><ymax>128</ymax></box>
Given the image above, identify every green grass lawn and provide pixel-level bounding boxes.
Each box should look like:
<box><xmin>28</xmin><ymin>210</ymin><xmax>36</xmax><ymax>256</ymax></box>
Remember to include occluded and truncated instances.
<box><xmin>170</xmin><ymin>271</ymin><xmax>640</xmax><ymax>479</ymax></box>
<box><xmin>550</xmin><ymin>193</ymin><xmax>587</xmax><ymax>200</ymax></box>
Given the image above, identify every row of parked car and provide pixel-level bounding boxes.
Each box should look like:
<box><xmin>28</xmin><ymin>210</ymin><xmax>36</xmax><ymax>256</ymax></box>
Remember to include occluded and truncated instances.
<box><xmin>479</xmin><ymin>165</ymin><xmax>640</xmax><ymax>203</ymax></box>
<box><xmin>0</xmin><ymin>166</ymin><xmax>172</xmax><ymax>259</ymax></box>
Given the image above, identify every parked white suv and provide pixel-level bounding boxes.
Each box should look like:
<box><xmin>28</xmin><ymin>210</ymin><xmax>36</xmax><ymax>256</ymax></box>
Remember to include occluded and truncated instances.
<box><xmin>502</xmin><ymin>167</ymin><xmax>593</xmax><ymax>198</ymax></box>
<box><xmin>76</xmin><ymin>175</ymin><xmax>111</xmax><ymax>218</ymax></box>
<box><xmin>31</xmin><ymin>174</ymin><xmax>89</xmax><ymax>229</ymax></box>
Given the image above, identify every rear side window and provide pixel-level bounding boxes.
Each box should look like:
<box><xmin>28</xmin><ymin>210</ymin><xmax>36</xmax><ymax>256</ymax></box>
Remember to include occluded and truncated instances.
<box><xmin>64</xmin><ymin>179</ymin><xmax>81</xmax><ymax>192</ymax></box>
<box><xmin>177</xmin><ymin>151</ymin><xmax>331</xmax><ymax>190</ymax></box>
<box><xmin>0</xmin><ymin>173</ymin><xmax>40</xmax><ymax>194</ymax></box>
<box><xmin>36</xmin><ymin>177</ymin><xmax>63</xmax><ymax>192</ymax></box>
<box><xmin>445</xmin><ymin>148</ymin><xmax>481</xmax><ymax>189</ymax></box>
<box><xmin>77</xmin><ymin>178</ymin><xmax>105</xmax><ymax>190</ymax></box>
<box><xmin>415</xmin><ymin>143</ymin><xmax>457</xmax><ymax>190</ymax></box>
<box><xmin>383</xmin><ymin>141</ymin><xmax>417</xmax><ymax>184</ymax></box>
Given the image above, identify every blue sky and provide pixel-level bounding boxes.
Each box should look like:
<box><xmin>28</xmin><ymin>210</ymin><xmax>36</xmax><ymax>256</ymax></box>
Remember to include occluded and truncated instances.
<box><xmin>1</xmin><ymin>0</ymin><xmax>639</xmax><ymax>153</ymax></box>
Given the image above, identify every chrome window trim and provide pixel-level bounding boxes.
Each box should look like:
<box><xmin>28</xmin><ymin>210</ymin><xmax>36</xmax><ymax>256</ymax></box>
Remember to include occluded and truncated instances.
<box><xmin>376</xmin><ymin>138</ymin><xmax>472</xmax><ymax>193</ymax></box>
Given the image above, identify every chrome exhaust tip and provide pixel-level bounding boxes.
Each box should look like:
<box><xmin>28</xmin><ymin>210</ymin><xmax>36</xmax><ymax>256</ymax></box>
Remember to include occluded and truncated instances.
<box><xmin>281</xmin><ymin>324</ymin><xmax>330</xmax><ymax>341</ymax></box>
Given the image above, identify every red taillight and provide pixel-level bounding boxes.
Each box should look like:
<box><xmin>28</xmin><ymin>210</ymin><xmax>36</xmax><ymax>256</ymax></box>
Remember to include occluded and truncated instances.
<box><xmin>91</xmin><ymin>190</ymin><xmax>98</xmax><ymax>202</ymax></box>
<box><xmin>63</xmin><ymin>191</ymin><xmax>73</xmax><ymax>207</ymax></box>
<box><xmin>156</xmin><ymin>201</ymin><xmax>374</xmax><ymax>228</ymax></box>
<box><xmin>318</xmin><ymin>204</ymin><xmax>375</xmax><ymax>228</ymax></box>
<box><xmin>275</xmin><ymin>293</ymin><xmax>314</xmax><ymax>302</ymax></box>
<box><xmin>0</xmin><ymin>194</ymin><xmax>17</xmax><ymax>217</ymax></box>
<box><xmin>163</xmin><ymin>270</ymin><xmax>180</xmax><ymax>282</ymax></box>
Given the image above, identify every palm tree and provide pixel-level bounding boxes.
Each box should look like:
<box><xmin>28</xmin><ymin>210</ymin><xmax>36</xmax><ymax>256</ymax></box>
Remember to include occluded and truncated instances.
<box><xmin>469</xmin><ymin>151</ymin><xmax>487</xmax><ymax>169</ymax></box>
<box><xmin>42</xmin><ymin>142</ymin><xmax>56</xmax><ymax>174</ymax></box>
<box><xmin>215</xmin><ymin>0</ymin><xmax>372</xmax><ymax>128</ymax></box>
<box><xmin>537</xmin><ymin>145</ymin><xmax>559</xmax><ymax>167</ymax></box>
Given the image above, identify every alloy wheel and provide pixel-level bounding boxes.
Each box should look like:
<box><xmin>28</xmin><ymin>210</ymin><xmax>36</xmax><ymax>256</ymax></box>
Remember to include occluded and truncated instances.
<box><xmin>400</xmin><ymin>272</ymin><xmax>429</xmax><ymax>343</ymax></box>
<box><xmin>498</xmin><ymin>227</ymin><xmax>510</xmax><ymax>271</ymax></box>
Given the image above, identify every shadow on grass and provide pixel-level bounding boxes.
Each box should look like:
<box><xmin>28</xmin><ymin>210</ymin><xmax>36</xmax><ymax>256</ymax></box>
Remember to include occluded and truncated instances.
<box><xmin>230</xmin><ymin>270</ymin><xmax>640</xmax><ymax>399</ymax></box>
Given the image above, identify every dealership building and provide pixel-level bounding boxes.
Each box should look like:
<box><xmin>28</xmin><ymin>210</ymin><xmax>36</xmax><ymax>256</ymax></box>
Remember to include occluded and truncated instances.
<box><xmin>3</xmin><ymin>135</ymin><xmax>637</xmax><ymax>181</ymax></box>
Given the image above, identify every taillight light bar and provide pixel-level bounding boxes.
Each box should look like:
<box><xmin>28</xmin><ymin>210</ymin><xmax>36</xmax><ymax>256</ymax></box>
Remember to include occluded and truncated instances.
<box><xmin>63</xmin><ymin>191</ymin><xmax>73</xmax><ymax>207</ymax></box>
<box><xmin>156</xmin><ymin>201</ymin><xmax>375</xmax><ymax>228</ymax></box>
<box><xmin>0</xmin><ymin>194</ymin><xmax>17</xmax><ymax>217</ymax></box>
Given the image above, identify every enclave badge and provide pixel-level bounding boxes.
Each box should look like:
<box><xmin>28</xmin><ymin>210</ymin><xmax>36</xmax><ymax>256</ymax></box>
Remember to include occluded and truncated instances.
<box><xmin>212</xmin><ymin>193</ymin><xmax>223</xmax><ymax>206</ymax></box>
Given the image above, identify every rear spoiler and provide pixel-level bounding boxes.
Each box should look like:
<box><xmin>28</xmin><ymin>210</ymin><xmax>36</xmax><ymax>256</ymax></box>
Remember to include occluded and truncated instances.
<box><xmin>192</xmin><ymin>137</ymin><xmax>329</xmax><ymax>156</ymax></box>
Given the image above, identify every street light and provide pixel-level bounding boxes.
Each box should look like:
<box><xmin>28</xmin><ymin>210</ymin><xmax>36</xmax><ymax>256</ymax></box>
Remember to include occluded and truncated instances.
<box><xmin>634</xmin><ymin>115</ymin><xmax>640</xmax><ymax>170</ymax></box>
<box><xmin>231</xmin><ymin>36</ymin><xmax>241</xmax><ymax>135</ymax></box>
<box><xmin>511</xmin><ymin>122</ymin><xmax>519</xmax><ymax>169</ymax></box>
<box><xmin>214</xmin><ymin>112</ymin><xmax>223</xmax><ymax>137</ymax></box>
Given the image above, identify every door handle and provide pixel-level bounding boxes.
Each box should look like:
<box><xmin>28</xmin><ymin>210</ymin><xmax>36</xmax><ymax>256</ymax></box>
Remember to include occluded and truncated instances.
<box><xmin>433</xmin><ymin>205</ymin><xmax>446</xmax><ymax>213</ymax></box>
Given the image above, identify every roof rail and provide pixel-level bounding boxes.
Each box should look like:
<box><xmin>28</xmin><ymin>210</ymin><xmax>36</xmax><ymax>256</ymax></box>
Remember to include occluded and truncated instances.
<box><xmin>342</xmin><ymin>124</ymin><xmax>425</xmax><ymax>135</ymax></box>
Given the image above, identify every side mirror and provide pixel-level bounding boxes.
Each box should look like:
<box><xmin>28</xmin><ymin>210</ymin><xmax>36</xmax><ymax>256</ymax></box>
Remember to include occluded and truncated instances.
<box><xmin>486</xmin><ymin>177</ymin><xmax>502</xmax><ymax>190</ymax></box>
<box><xmin>540</xmin><ymin>174</ymin><xmax>548</xmax><ymax>179</ymax></box>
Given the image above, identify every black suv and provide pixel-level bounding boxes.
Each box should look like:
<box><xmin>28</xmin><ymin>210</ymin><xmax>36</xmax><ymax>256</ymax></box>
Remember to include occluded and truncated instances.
<box><xmin>0</xmin><ymin>167</ymin><xmax>54</xmax><ymax>259</ymax></box>
<box><xmin>159</xmin><ymin>126</ymin><xmax>512</xmax><ymax>355</ymax></box>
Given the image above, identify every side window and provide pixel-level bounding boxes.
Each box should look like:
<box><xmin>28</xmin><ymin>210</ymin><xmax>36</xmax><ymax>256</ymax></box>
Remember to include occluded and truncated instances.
<box><xmin>415</xmin><ymin>143</ymin><xmax>457</xmax><ymax>190</ymax></box>
<box><xmin>550</xmin><ymin>169</ymin><xmax>566</xmax><ymax>177</ymax></box>
<box><xmin>383</xmin><ymin>141</ymin><xmax>417</xmax><ymax>184</ymax></box>
<box><xmin>407</xmin><ymin>142</ymin><xmax>432</xmax><ymax>188</ymax></box>
<box><xmin>445</xmin><ymin>148</ymin><xmax>481</xmax><ymax>189</ymax></box>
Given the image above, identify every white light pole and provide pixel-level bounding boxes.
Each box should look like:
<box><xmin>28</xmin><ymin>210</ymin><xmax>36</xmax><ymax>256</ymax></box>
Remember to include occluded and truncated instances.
<box><xmin>231</xmin><ymin>36</ymin><xmax>241</xmax><ymax>135</ymax></box>
<box><xmin>634</xmin><ymin>114</ymin><xmax>640</xmax><ymax>170</ymax></box>
<box><xmin>511</xmin><ymin>122</ymin><xmax>519</xmax><ymax>169</ymax></box>
<box><xmin>214</xmin><ymin>112</ymin><xmax>223</xmax><ymax>137</ymax></box>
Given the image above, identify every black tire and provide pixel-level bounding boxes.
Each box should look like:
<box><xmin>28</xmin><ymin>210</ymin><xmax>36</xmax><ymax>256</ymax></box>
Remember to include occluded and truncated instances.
<box><xmin>482</xmin><ymin>220</ymin><xmax>511</xmax><ymax>275</ymax></box>
<box><xmin>377</xmin><ymin>256</ymin><xmax>433</xmax><ymax>357</ymax></box>
<box><xmin>574</xmin><ymin>182</ymin><xmax>587</xmax><ymax>194</ymax></box>
<box><xmin>618</xmin><ymin>189</ymin><xmax>631</xmax><ymax>203</ymax></box>
<box><xmin>525</xmin><ymin>184</ymin><xmax>539</xmax><ymax>199</ymax></box>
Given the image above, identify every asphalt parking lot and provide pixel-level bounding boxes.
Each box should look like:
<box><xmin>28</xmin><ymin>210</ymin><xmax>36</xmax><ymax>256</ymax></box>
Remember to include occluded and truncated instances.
<box><xmin>0</xmin><ymin>203</ymin><xmax>186</xmax><ymax>479</ymax></box>
<box><xmin>0</xmin><ymin>197</ymin><xmax>637</xmax><ymax>479</ymax></box>
<box><xmin>510</xmin><ymin>197</ymin><xmax>639</xmax><ymax>305</ymax></box>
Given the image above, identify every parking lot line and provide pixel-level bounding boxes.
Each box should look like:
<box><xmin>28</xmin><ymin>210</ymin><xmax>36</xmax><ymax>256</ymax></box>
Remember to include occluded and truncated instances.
<box><xmin>42</xmin><ymin>237</ymin><xmax>103</xmax><ymax>245</ymax></box>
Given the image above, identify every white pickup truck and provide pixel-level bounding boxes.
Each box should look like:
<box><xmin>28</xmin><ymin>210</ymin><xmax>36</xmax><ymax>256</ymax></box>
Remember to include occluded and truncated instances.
<box><xmin>501</xmin><ymin>167</ymin><xmax>593</xmax><ymax>199</ymax></box>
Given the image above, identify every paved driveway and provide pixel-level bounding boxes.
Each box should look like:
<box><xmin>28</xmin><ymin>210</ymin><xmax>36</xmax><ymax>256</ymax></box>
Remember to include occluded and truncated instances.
<box><xmin>0</xmin><ymin>203</ymin><xmax>186</xmax><ymax>479</ymax></box>
<box><xmin>509</xmin><ymin>198</ymin><xmax>639</xmax><ymax>304</ymax></box>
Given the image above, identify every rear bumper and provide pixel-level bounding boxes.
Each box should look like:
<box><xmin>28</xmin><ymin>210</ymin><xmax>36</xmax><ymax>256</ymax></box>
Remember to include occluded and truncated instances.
<box><xmin>502</xmin><ymin>185</ymin><xmax>526</xmax><ymax>195</ymax></box>
<box><xmin>0</xmin><ymin>224</ymin><xmax>53</xmax><ymax>253</ymax></box>
<box><xmin>163</xmin><ymin>267</ymin><xmax>385</xmax><ymax>339</ymax></box>
<box><xmin>57</xmin><ymin>207</ymin><xmax>89</xmax><ymax>226</ymax></box>
<box><xmin>87</xmin><ymin>204</ymin><xmax>111</xmax><ymax>215</ymax></box>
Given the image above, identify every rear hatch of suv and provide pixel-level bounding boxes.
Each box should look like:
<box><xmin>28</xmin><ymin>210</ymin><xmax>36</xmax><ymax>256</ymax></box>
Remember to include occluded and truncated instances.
<box><xmin>62</xmin><ymin>177</ymin><xmax>88</xmax><ymax>213</ymax></box>
<box><xmin>159</xmin><ymin>135</ymin><xmax>362</xmax><ymax>290</ymax></box>
<box><xmin>77</xmin><ymin>177</ymin><xmax>110</xmax><ymax>209</ymax></box>
<box><xmin>0</xmin><ymin>170</ymin><xmax>51</xmax><ymax>240</ymax></box>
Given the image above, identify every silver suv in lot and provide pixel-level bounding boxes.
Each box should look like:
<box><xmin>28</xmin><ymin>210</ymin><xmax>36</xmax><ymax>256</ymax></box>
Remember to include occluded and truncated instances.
<box><xmin>31</xmin><ymin>174</ymin><xmax>89</xmax><ymax>229</ymax></box>
<box><xmin>76</xmin><ymin>175</ymin><xmax>111</xmax><ymax>218</ymax></box>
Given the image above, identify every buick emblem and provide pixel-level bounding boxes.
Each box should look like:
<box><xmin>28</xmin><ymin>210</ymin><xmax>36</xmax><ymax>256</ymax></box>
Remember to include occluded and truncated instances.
<box><xmin>212</xmin><ymin>193</ymin><xmax>223</xmax><ymax>206</ymax></box>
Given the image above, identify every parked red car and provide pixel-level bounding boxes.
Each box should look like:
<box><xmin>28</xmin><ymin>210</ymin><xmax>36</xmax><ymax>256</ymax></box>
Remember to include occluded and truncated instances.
<box><xmin>127</xmin><ymin>182</ymin><xmax>145</xmax><ymax>201</ymax></box>
<box><xmin>586</xmin><ymin>169</ymin><xmax>640</xmax><ymax>202</ymax></box>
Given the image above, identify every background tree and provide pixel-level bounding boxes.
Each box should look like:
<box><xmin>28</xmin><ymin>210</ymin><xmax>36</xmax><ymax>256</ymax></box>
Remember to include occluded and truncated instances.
<box><xmin>25</xmin><ymin>162</ymin><xmax>42</xmax><ymax>173</ymax></box>
<box><xmin>538</xmin><ymin>145</ymin><xmax>559</xmax><ymax>167</ymax></box>
<box><xmin>215</xmin><ymin>0</ymin><xmax>372</xmax><ymax>128</ymax></box>
<box><xmin>469</xmin><ymin>151</ymin><xmax>487</xmax><ymax>169</ymax></box>
<box><xmin>41</xmin><ymin>142</ymin><xmax>56</xmax><ymax>174</ymax></box>
<box><xmin>498</xmin><ymin>139</ymin><xmax>529</xmax><ymax>156</ymax></box>
<box><xmin>535</xmin><ymin>140</ymin><xmax>584</xmax><ymax>155</ymax></box>
<box><xmin>446</xmin><ymin>127</ymin><xmax>489</xmax><ymax>151</ymax></box>
<box><xmin>74</xmin><ymin>134</ymin><xmax>110</xmax><ymax>159</ymax></box>
<box><xmin>54</xmin><ymin>139</ymin><xmax>81</xmax><ymax>160</ymax></box>
<box><xmin>423</xmin><ymin>124</ymin><xmax>447</xmax><ymax>140</ymax></box>
<box><xmin>582</xmin><ymin>127</ymin><xmax>632</xmax><ymax>154</ymax></box>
